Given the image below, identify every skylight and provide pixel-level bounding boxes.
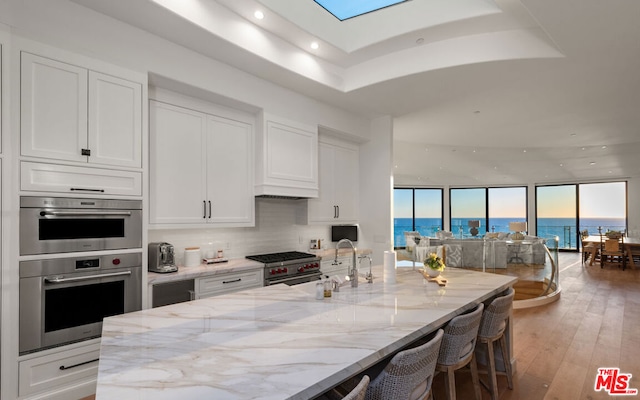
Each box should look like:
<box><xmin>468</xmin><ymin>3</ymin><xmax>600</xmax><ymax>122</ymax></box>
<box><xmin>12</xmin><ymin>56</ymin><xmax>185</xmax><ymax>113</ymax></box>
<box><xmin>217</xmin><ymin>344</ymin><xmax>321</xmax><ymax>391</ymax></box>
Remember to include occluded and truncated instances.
<box><xmin>313</xmin><ymin>0</ymin><xmax>410</xmax><ymax>21</ymax></box>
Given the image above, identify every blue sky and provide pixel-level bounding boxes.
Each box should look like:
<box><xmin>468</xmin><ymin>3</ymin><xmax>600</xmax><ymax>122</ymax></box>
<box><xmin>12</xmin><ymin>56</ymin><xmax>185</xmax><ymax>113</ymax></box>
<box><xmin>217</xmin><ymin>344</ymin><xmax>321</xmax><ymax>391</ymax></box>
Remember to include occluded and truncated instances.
<box><xmin>314</xmin><ymin>0</ymin><xmax>407</xmax><ymax>20</ymax></box>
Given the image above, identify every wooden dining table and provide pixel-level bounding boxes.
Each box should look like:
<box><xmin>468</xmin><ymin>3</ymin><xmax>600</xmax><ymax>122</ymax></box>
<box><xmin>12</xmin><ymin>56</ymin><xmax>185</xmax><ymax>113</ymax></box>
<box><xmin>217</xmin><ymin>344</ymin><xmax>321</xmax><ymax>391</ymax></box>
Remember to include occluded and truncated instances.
<box><xmin>583</xmin><ymin>235</ymin><xmax>640</xmax><ymax>269</ymax></box>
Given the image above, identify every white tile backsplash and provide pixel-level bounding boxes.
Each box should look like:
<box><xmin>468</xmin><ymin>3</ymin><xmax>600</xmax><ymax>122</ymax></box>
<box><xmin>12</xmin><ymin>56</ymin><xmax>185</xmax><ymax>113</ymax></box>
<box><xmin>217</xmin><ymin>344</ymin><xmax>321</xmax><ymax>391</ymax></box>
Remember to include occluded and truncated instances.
<box><xmin>148</xmin><ymin>198</ymin><xmax>332</xmax><ymax>264</ymax></box>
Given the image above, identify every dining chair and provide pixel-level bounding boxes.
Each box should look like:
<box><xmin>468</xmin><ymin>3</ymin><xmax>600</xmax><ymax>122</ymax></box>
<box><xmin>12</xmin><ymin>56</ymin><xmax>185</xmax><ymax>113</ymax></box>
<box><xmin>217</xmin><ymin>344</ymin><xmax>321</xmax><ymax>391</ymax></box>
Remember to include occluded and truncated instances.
<box><xmin>475</xmin><ymin>287</ymin><xmax>515</xmax><ymax>400</ymax></box>
<box><xmin>600</xmin><ymin>236</ymin><xmax>626</xmax><ymax>270</ymax></box>
<box><xmin>435</xmin><ymin>303</ymin><xmax>484</xmax><ymax>400</ymax></box>
<box><xmin>580</xmin><ymin>230</ymin><xmax>597</xmax><ymax>265</ymax></box>
<box><xmin>366</xmin><ymin>329</ymin><xmax>444</xmax><ymax>400</ymax></box>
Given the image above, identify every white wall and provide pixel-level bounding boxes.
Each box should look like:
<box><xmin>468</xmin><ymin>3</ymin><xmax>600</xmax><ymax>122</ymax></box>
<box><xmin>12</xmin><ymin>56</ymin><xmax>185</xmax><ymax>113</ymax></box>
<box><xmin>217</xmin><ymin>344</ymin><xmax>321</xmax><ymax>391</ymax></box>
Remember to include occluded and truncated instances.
<box><xmin>627</xmin><ymin>177</ymin><xmax>640</xmax><ymax>236</ymax></box>
<box><xmin>358</xmin><ymin>116</ymin><xmax>394</xmax><ymax>263</ymax></box>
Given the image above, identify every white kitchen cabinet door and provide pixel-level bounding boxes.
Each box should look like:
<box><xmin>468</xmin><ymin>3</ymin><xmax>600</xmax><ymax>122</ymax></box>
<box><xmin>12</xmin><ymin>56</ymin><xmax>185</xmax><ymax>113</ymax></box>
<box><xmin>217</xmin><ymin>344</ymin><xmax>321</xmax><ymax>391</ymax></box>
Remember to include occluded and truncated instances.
<box><xmin>150</xmin><ymin>101</ymin><xmax>207</xmax><ymax>224</ymax></box>
<box><xmin>306</xmin><ymin>139</ymin><xmax>359</xmax><ymax>224</ymax></box>
<box><xmin>255</xmin><ymin>116</ymin><xmax>318</xmax><ymax>198</ymax></box>
<box><xmin>333</xmin><ymin>144</ymin><xmax>359</xmax><ymax>222</ymax></box>
<box><xmin>307</xmin><ymin>142</ymin><xmax>337</xmax><ymax>222</ymax></box>
<box><xmin>21</xmin><ymin>52</ymin><xmax>143</xmax><ymax>169</ymax></box>
<box><xmin>206</xmin><ymin>115</ymin><xmax>254</xmax><ymax>225</ymax></box>
<box><xmin>21</xmin><ymin>52</ymin><xmax>88</xmax><ymax>163</ymax></box>
<box><xmin>88</xmin><ymin>71</ymin><xmax>142</xmax><ymax>167</ymax></box>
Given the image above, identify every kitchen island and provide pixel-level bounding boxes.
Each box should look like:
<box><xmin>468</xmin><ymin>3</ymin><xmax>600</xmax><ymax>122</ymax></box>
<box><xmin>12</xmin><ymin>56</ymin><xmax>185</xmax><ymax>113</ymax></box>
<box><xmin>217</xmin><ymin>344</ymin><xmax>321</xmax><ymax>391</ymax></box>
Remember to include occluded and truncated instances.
<box><xmin>96</xmin><ymin>266</ymin><xmax>517</xmax><ymax>399</ymax></box>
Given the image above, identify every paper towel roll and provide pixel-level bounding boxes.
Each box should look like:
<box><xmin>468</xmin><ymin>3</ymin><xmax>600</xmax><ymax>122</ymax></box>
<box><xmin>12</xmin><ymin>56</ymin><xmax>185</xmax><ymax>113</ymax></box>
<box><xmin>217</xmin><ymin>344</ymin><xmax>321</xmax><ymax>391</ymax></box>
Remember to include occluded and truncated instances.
<box><xmin>383</xmin><ymin>250</ymin><xmax>397</xmax><ymax>284</ymax></box>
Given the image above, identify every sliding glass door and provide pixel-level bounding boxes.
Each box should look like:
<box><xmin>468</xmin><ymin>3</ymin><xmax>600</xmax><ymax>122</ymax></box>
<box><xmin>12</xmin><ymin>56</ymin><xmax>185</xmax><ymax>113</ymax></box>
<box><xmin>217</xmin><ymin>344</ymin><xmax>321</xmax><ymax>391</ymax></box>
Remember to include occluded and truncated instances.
<box><xmin>537</xmin><ymin>182</ymin><xmax>627</xmax><ymax>250</ymax></box>
<box><xmin>450</xmin><ymin>188</ymin><xmax>486</xmax><ymax>238</ymax></box>
<box><xmin>488</xmin><ymin>187</ymin><xmax>527</xmax><ymax>233</ymax></box>
<box><xmin>537</xmin><ymin>185</ymin><xmax>577</xmax><ymax>249</ymax></box>
<box><xmin>393</xmin><ymin>188</ymin><xmax>443</xmax><ymax>247</ymax></box>
<box><xmin>579</xmin><ymin>182</ymin><xmax>627</xmax><ymax>235</ymax></box>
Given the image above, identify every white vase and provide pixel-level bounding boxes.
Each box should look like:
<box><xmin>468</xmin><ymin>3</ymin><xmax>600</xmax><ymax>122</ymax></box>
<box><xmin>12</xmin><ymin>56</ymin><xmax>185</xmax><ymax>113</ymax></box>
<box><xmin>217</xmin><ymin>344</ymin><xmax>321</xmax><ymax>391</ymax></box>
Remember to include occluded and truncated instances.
<box><xmin>425</xmin><ymin>268</ymin><xmax>441</xmax><ymax>278</ymax></box>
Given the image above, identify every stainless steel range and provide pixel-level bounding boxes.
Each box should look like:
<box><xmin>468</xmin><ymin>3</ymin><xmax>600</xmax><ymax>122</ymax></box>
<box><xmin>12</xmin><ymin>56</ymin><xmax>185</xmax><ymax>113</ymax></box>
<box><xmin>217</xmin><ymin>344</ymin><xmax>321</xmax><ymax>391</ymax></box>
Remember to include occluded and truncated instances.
<box><xmin>246</xmin><ymin>251</ymin><xmax>322</xmax><ymax>286</ymax></box>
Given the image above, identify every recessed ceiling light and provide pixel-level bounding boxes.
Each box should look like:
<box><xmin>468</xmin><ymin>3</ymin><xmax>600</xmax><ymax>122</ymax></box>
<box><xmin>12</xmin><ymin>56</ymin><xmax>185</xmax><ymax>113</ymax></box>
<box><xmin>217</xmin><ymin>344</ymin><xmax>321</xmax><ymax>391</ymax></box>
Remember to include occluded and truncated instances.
<box><xmin>254</xmin><ymin>10</ymin><xmax>264</xmax><ymax>19</ymax></box>
<box><xmin>394</xmin><ymin>165</ymin><xmax>398</xmax><ymax>168</ymax></box>
<box><xmin>415</xmin><ymin>38</ymin><xmax>424</xmax><ymax>45</ymax></box>
<box><xmin>602</xmin><ymin>145</ymin><xmax>607</xmax><ymax>149</ymax></box>
<box><xmin>523</xmin><ymin>149</ymin><xmax>527</xmax><ymax>153</ymax></box>
<box><xmin>473</xmin><ymin>110</ymin><xmax>480</xmax><ymax>114</ymax></box>
<box><xmin>590</xmin><ymin>161</ymin><xmax>596</xmax><ymax>165</ymax></box>
<box><xmin>472</xmin><ymin>149</ymin><xmax>476</xmax><ymax>153</ymax></box>
<box><xmin>310</xmin><ymin>41</ymin><xmax>319</xmax><ymax>50</ymax></box>
<box><xmin>609</xmin><ymin>170</ymin><xmax>613</xmax><ymax>174</ymax></box>
<box><xmin>425</xmin><ymin>148</ymin><xmax>429</xmax><ymax>152</ymax></box>
<box><xmin>559</xmin><ymin>163</ymin><xmax>564</xmax><ymax>167</ymax></box>
<box><xmin>570</xmin><ymin>133</ymin><xmax>577</xmax><ymax>137</ymax></box>
<box><xmin>581</xmin><ymin>147</ymin><xmax>586</xmax><ymax>150</ymax></box>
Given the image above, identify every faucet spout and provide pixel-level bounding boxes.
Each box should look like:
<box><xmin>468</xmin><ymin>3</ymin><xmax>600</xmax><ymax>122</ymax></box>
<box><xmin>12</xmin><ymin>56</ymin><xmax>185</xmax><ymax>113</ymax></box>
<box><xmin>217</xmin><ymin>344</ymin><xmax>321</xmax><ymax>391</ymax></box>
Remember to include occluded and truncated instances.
<box><xmin>359</xmin><ymin>254</ymin><xmax>373</xmax><ymax>283</ymax></box>
<box><xmin>336</xmin><ymin>238</ymin><xmax>358</xmax><ymax>288</ymax></box>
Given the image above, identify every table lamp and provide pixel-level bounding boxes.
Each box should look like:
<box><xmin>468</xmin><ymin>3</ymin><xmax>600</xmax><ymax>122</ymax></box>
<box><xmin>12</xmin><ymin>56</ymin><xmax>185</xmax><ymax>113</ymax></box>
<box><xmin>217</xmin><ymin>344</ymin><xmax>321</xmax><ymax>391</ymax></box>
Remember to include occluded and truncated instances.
<box><xmin>468</xmin><ymin>220</ymin><xmax>480</xmax><ymax>237</ymax></box>
<box><xmin>509</xmin><ymin>221</ymin><xmax>527</xmax><ymax>241</ymax></box>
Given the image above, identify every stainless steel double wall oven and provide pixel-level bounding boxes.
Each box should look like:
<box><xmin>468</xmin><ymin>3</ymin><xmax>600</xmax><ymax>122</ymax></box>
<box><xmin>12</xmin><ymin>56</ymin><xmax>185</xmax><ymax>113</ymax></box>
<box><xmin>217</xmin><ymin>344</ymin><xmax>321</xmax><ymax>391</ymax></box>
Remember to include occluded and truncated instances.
<box><xmin>19</xmin><ymin>196</ymin><xmax>143</xmax><ymax>354</ymax></box>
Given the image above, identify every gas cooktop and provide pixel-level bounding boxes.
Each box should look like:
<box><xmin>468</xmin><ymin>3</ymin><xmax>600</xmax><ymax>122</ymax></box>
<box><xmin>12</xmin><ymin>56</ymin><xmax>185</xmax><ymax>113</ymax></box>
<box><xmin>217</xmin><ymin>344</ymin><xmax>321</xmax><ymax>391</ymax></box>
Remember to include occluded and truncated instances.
<box><xmin>246</xmin><ymin>251</ymin><xmax>317</xmax><ymax>264</ymax></box>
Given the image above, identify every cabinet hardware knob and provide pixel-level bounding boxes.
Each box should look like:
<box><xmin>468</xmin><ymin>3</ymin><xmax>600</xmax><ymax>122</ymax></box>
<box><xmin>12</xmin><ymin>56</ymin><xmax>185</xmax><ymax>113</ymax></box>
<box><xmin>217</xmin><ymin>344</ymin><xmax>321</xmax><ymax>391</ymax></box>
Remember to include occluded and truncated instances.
<box><xmin>81</xmin><ymin>148</ymin><xmax>91</xmax><ymax>156</ymax></box>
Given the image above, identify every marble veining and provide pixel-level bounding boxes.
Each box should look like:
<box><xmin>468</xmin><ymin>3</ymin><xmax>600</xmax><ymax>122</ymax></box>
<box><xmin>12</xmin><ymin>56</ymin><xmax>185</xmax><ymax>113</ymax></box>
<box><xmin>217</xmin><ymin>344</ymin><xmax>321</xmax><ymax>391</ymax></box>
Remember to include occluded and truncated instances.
<box><xmin>97</xmin><ymin>266</ymin><xmax>516</xmax><ymax>400</ymax></box>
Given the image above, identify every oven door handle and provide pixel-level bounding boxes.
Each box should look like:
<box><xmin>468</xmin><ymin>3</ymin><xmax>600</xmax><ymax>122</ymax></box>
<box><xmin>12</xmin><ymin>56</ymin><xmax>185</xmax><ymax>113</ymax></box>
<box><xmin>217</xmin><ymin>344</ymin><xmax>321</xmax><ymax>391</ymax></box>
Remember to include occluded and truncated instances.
<box><xmin>44</xmin><ymin>271</ymin><xmax>132</xmax><ymax>284</ymax></box>
<box><xmin>266</xmin><ymin>273</ymin><xmax>321</xmax><ymax>286</ymax></box>
<box><xmin>40</xmin><ymin>211</ymin><xmax>132</xmax><ymax>217</ymax></box>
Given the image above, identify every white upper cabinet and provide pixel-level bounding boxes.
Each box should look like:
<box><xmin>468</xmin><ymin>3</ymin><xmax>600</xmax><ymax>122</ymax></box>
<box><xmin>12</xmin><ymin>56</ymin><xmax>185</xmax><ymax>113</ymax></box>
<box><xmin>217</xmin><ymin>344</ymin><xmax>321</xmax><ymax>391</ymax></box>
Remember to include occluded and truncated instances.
<box><xmin>150</xmin><ymin>101</ymin><xmax>207</xmax><ymax>224</ymax></box>
<box><xmin>206</xmin><ymin>115</ymin><xmax>253</xmax><ymax>224</ymax></box>
<box><xmin>21</xmin><ymin>52</ymin><xmax>142</xmax><ymax>168</ymax></box>
<box><xmin>255</xmin><ymin>115</ymin><xmax>318</xmax><ymax>198</ymax></box>
<box><xmin>88</xmin><ymin>71</ymin><xmax>142</xmax><ymax>168</ymax></box>
<box><xmin>303</xmin><ymin>136</ymin><xmax>359</xmax><ymax>224</ymax></box>
<box><xmin>149</xmin><ymin>100</ymin><xmax>254</xmax><ymax>227</ymax></box>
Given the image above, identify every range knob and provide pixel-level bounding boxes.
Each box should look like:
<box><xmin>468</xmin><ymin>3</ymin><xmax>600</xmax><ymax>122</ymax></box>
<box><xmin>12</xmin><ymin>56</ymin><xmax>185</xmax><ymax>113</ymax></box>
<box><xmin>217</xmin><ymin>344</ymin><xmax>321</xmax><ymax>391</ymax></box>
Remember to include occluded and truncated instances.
<box><xmin>298</xmin><ymin>266</ymin><xmax>304</xmax><ymax>273</ymax></box>
<box><xmin>283</xmin><ymin>267</ymin><xmax>288</xmax><ymax>273</ymax></box>
<box><xmin>277</xmin><ymin>268</ymin><xmax>283</xmax><ymax>274</ymax></box>
<box><xmin>270</xmin><ymin>269</ymin><xmax>276</xmax><ymax>275</ymax></box>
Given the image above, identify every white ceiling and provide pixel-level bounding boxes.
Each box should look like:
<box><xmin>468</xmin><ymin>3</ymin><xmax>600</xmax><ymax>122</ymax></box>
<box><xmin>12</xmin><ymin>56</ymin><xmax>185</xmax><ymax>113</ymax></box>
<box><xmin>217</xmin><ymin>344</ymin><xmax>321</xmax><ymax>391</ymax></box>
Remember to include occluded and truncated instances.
<box><xmin>73</xmin><ymin>0</ymin><xmax>640</xmax><ymax>186</ymax></box>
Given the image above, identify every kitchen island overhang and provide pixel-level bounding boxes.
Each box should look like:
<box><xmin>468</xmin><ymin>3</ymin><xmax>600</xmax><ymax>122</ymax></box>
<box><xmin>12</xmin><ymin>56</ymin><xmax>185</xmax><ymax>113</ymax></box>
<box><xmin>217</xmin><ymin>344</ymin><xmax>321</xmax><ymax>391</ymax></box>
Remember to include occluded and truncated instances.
<box><xmin>96</xmin><ymin>266</ymin><xmax>517</xmax><ymax>400</ymax></box>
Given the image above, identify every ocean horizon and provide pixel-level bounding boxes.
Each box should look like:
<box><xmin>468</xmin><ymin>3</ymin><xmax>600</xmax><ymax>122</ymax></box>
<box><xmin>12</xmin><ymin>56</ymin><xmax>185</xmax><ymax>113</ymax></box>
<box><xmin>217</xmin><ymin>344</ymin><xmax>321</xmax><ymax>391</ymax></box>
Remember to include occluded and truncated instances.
<box><xmin>394</xmin><ymin>217</ymin><xmax>626</xmax><ymax>248</ymax></box>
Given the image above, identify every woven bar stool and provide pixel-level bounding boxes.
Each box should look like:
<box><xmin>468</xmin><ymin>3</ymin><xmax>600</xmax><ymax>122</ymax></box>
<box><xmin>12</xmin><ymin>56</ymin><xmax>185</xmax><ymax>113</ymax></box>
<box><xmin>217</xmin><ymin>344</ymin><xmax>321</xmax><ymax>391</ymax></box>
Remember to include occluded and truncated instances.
<box><xmin>343</xmin><ymin>375</ymin><xmax>369</xmax><ymax>400</ymax></box>
<box><xmin>435</xmin><ymin>303</ymin><xmax>484</xmax><ymax>400</ymax></box>
<box><xmin>365</xmin><ymin>329</ymin><xmax>444</xmax><ymax>400</ymax></box>
<box><xmin>476</xmin><ymin>287</ymin><xmax>515</xmax><ymax>400</ymax></box>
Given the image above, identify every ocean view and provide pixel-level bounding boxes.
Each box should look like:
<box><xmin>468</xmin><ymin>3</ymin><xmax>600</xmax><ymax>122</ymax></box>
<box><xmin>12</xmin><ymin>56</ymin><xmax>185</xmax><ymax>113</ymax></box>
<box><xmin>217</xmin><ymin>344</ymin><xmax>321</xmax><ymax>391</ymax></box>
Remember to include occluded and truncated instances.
<box><xmin>394</xmin><ymin>217</ymin><xmax>626</xmax><ymax>249</ymax></box>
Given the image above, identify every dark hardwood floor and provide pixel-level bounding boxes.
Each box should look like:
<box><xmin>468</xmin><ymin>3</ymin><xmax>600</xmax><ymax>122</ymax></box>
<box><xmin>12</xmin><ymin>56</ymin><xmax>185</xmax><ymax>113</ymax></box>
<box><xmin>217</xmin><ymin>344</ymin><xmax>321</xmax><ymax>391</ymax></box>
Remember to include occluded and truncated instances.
<box><xmin>432</xmin><ymin>252</ymin><xmax>640</xmax><ymax>400</ymax></box>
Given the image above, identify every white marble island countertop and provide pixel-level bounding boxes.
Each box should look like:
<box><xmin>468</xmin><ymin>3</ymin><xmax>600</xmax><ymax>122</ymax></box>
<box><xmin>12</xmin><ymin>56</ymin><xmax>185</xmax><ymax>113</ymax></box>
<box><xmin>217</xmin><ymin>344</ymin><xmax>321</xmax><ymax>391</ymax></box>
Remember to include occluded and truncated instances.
<box><xmin>97</xmin><ymin>266</ymin><xmax>517</xmax><ymax>400</ymax></box>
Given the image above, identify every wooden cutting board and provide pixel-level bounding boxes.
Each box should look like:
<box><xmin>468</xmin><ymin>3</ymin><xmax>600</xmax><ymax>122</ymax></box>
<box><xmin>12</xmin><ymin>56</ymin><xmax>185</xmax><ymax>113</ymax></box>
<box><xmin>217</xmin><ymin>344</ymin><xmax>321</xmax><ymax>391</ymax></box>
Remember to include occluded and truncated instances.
<box><xmin>420</xmin><ymin>270</ymin><xmax>448</xmax><ymax>286</ymax></box>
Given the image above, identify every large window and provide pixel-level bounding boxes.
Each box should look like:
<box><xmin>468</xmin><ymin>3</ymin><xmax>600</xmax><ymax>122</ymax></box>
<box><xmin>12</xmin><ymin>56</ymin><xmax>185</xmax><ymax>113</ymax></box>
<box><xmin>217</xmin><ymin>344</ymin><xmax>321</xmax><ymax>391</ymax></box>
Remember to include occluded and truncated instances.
<box><xmin>488</xmin><ymin>187</ymin><xmax>527</xmax><ymax>233</ymax></box>
<box><xmin>393</xmin><ymin>188</ymin><xmax>443</xmax><ymax>247</ymax></box>
<box><xmin>450</xmin><ymin>188</ymin><xmax>486</xmax><ymax>237</ymax></box>
<box><xmin>536</xmin><ymin>182</ymin><xmax>627</xmax><ymax>250</ymax></box>
<box><xmin>579</xmin><ymin>182</ymin><xmax>626</xmax><ymax>235</ymax></box>
<box><xmin>537</xmin><ymin>185</ymin><xmax>577</xmax><ymax>248</ymax></box>
<box><xmin>450</xmin><ymin>187</ymin><xmax>527</xmax><ymax>238</ymax></box>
